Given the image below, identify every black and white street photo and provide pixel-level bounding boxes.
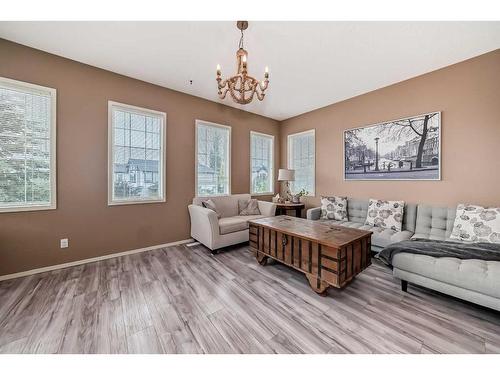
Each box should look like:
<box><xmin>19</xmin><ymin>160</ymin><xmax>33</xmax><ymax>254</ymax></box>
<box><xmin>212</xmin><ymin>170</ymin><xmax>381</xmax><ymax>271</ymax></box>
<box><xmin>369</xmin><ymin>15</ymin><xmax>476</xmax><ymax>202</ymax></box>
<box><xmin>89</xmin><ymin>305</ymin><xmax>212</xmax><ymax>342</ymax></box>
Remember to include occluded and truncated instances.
<box><xmin>344</xmin><ymin>112</ymin><xmax>441</xmax><ymax>180</ymax></box>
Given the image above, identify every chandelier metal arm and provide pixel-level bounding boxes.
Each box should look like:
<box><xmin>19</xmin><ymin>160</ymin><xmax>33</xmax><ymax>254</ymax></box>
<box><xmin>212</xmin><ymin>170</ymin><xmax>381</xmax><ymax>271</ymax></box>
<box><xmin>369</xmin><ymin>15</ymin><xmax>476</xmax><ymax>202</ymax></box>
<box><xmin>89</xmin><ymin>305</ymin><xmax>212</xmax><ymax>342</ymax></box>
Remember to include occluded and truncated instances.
<box><xmin>255</xmin><ymin>86</ymin><xmax>266</xmax><ymax>101</ymax></box>
<box><xmin>218</xmin><ymin>86</ymin><xmax>230</xmax><ymax>100</ymax></box>
<box><xmin>217</xmin><ymin>77</ymin><xmax>228</xmax><ymax>91</ymax></box>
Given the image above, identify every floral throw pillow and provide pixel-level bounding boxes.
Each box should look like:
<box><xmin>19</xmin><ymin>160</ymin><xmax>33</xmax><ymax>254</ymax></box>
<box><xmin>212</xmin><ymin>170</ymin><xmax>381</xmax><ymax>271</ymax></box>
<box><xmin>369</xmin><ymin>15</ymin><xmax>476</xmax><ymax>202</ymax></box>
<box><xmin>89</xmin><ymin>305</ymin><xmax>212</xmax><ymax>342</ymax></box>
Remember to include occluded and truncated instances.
<box><xmin>320</xmin><ymin>196</ymin><xmax>348</xmax><ymax>221</ymax></box>
<box><xmin>450</xmin><ymin>204</ymin><xmax>500</xmax><ymax>243</ymax></box>
<box><xmin>365</xmin><ymin>199</ymin><xmax>405</xmax><ymax>232</ymax></box>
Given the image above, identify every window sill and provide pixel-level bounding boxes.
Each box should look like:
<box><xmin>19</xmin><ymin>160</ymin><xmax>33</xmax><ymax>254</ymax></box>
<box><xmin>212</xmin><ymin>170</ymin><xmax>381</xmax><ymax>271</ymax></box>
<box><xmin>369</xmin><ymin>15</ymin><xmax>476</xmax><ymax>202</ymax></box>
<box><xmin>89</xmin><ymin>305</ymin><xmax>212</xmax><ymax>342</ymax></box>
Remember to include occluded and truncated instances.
<box><xmin>0</xmin><ymin>204</ymin><xmax>57</xmax><ymax>214</ymax></box>
<box><xmin>108</xmin><ymin>198</ymin><xmax>166</xmax><ymax>206</ymax></box>
<box><xmin>251</xmin><ymin>192</ymin><xmax>275</xmax><ymax>196</ymax></box>
<box><xmin>195</xmin><ymin>193</ymin><xmax>232</xmax><ymax>198</ymax></box>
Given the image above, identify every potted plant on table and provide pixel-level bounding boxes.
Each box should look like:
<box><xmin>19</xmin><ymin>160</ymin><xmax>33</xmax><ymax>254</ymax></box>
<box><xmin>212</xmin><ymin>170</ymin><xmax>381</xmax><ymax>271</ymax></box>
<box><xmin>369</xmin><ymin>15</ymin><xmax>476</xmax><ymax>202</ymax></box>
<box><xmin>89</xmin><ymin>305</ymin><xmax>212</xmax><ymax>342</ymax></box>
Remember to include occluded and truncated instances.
<box><xmin>291</xmin><ymin>189</ymin><xmax>308</xmax><ymax>203</ymax></box>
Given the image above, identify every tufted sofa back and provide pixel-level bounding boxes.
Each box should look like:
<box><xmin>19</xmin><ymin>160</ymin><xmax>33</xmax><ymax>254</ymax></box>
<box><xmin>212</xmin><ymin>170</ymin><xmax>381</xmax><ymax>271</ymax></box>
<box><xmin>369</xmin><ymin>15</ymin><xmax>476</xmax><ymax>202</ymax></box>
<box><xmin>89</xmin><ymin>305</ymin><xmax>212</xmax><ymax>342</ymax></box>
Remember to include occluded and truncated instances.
<box><xmin>347</xmin><ymin>198</ymin><xmax>417</xmax><ymax>232</ymax></box>
<box><xmin>412</xmin><ymin>205</ymin><xmax>457</xmax><ymax>241</ymax></box>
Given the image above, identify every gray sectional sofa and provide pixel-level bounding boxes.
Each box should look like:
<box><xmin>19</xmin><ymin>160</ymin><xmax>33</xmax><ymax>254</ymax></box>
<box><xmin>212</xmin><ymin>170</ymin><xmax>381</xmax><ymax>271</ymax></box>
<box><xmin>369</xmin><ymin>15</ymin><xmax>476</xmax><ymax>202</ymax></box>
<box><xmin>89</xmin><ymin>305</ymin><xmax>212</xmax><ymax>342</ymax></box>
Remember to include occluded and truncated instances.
<box><xmin>307</xmin><ymin>199</ymin><xmax>500</xmax><ymax>311</ymax></box>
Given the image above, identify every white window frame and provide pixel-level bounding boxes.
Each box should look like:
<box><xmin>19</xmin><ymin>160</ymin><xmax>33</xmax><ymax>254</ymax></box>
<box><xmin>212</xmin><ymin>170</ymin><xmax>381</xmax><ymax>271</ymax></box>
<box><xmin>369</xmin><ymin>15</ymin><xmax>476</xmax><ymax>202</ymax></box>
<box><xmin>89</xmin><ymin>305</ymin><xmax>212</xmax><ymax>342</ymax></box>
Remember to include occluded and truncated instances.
<box><xmin>287</xmin><ymin>129</ymin><xmax>316</xmax><ymax>197</ymax></box>
<box><xmin>108</xmin><ymin>101</ymin><xmax>166</xmax><ymax>206</ymax></box>
<box><xmin>195</xmin><ymin>119</ymin><xmax>231</xmax><ymax>197</ymax></box>
<box><xmin>250</xmin><ymin>131</ymin><xmax>275</xmax><ymax>196</ymax></box>
<box><xmin>0</xmin><ymin>77</ymin><xmax>57</xmax><ymax>213</ymax></box>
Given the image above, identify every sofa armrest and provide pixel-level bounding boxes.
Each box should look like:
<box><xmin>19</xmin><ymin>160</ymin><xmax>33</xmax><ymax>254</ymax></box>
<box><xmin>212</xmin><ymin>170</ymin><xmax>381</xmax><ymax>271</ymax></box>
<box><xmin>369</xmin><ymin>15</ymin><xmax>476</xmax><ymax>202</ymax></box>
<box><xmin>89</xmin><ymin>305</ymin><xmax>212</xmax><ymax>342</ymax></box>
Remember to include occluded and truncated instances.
<box><xmin>258</xmin><ymin>200</ymin><xmax>276</xmax><ymax>217</ymax></box>
<box><xmin>307</xmin><ymin>207</ymin><xmax>322</xmax><ymax>220</ymax></box>
<box><xmin>188</xmin><ymin>204</ymin><xmax>220</xmax><ymax>249</ymax></box>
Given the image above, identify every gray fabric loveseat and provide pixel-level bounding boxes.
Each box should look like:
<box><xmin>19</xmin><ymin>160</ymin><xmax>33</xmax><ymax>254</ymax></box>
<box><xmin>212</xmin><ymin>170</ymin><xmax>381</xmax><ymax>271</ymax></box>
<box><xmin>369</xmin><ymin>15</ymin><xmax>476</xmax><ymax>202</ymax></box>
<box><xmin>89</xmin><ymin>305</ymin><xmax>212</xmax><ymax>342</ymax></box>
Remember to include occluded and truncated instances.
<box><xmin>307</xmin><ymin>197</ymin><xmax>417</xmax><ymax>253</ymax></box>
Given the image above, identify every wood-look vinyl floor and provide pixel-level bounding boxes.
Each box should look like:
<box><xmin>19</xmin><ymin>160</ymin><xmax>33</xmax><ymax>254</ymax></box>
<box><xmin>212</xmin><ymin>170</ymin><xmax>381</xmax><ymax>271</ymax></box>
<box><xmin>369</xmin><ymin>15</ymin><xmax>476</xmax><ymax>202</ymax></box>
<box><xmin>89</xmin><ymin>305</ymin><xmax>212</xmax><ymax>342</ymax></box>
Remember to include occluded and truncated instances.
<box><xmin>1</xmin><ymin>243</ymin><xmax>500</xmax><ymax>354</ymax></box>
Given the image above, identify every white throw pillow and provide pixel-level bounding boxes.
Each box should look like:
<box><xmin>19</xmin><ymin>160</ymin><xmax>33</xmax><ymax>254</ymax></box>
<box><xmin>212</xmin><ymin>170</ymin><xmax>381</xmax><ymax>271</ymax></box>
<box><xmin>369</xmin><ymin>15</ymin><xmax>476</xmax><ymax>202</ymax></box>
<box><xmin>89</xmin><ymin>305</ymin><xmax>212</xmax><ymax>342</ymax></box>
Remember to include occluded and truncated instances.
<box><xmin>365</xmin><ymin>199</ymin><xmax>405</xmax><ymax>232</ymax></box>
<box><xmin>450</xmin><ymin>204</ymin><xmax>500</xmax><ymax>243</ymax></box>
<box><xmin>320</xmin><ymin>196</ymin><xmax>348</xmax><ymax>221</ymax></box>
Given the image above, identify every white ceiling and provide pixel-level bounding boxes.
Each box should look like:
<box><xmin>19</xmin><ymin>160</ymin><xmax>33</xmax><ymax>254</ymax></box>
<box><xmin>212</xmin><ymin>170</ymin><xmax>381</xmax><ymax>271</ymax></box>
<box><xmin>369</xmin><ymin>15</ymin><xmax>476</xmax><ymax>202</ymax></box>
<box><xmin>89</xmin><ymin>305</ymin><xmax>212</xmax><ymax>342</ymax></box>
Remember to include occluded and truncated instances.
<box><xmin>0</xmin><ymin>21</ymin><xmax>499</xmax><ymax>120</ymax></box>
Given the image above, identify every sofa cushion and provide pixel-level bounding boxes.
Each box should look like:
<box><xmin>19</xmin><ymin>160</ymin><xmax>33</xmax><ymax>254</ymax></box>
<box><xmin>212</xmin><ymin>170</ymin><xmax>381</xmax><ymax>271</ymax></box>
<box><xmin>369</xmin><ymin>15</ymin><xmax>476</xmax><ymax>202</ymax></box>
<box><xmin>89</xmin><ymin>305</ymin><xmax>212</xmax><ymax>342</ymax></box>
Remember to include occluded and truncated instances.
<box><xmin>346</xmin><ymin>198</ymin><xmax>368</xmax><ymax>224</ymax></box>
<box><xmin>366</xmin><ymin>198</ymin><xmax>405</xmax><ymax>232</ymax></box>
<box><xmin>371</xmin><ymin>228</ymin><xmax>414</xmax><ymax>248</ymax></box>
<box><xmin>320</xmin><ymin>196</ymin><xmax>348</xmax><ymax>221</ymax></box>
<box><xmin>392</xmin><ymin>252</ymin><xmax>500</xmax><ymax>299</ymax></box>
<box><xmin>318</xmin><ymin>219</ymin><xmax>413</xmax><ymax>248</ymax></box>
<box><xmin>412</xmin><ymin>205</ymin><xmax>456</xmax><ymax>241</ymax></box>
<box><xmin>219</xmin><ymin>215</ymin><xmax>265</xmax><ymax>235</ymax></box>
<box><xmin>450</xmin><ymin>204</ymin><xmax>500</xmax><ymax>243</ymax></box>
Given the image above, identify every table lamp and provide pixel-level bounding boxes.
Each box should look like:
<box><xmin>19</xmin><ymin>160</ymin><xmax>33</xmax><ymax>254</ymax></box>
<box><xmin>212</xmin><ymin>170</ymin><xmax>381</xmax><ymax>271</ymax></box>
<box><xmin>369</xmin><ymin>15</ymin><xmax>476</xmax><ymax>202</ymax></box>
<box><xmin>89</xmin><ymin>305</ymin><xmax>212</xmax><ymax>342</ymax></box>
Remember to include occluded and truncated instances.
<box><xmin>277</xmin><ymin>168</ymin><xmax>295</xmax><ymax>202</ymax></box>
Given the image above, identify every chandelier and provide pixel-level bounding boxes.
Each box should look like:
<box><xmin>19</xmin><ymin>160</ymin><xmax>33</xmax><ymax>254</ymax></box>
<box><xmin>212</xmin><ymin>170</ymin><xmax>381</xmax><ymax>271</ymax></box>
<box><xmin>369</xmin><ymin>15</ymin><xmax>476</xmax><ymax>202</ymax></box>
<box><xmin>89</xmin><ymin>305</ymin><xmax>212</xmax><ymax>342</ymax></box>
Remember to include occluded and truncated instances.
<box><xmin>216</xmin><ymin>21</ymin><xmax>269</xmax><ymax>105</ymax></box>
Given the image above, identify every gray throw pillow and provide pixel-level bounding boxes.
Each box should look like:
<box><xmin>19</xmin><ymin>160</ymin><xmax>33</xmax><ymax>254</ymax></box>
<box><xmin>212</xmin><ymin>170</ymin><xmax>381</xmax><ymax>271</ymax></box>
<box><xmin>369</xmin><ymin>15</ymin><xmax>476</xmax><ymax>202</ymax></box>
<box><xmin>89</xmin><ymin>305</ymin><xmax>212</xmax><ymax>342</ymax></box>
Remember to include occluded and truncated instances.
<box><xmin>239</xmin><ymin>199</ymin><xmax>261</xmax><ymax>216</ymax></box>
<box><xmin>202</xmin><ymin>199</ymin><xmax>221</xmax><ymax>218</ymax></box>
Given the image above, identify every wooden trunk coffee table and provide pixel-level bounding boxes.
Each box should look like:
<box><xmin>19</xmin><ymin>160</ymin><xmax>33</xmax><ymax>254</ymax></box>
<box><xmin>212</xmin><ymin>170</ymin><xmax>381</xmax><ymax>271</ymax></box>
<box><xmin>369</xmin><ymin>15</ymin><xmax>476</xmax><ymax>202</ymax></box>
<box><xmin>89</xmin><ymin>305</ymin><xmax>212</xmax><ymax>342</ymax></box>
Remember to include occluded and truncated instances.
<box><xmin>249</xmin><ymin>216</ymin><xmax>372</xmax><ymax>295</ymax></box>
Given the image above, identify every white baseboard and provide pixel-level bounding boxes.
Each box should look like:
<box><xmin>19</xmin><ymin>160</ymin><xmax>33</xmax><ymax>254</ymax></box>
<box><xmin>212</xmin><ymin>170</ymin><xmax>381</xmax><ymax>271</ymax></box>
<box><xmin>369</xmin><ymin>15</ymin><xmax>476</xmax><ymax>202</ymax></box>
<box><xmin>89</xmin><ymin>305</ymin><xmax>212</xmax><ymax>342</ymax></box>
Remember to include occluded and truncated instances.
<box><xmin>0</xmin><ymin>238</ymin><xmax>194</xmax><ymax>281</ymax></box>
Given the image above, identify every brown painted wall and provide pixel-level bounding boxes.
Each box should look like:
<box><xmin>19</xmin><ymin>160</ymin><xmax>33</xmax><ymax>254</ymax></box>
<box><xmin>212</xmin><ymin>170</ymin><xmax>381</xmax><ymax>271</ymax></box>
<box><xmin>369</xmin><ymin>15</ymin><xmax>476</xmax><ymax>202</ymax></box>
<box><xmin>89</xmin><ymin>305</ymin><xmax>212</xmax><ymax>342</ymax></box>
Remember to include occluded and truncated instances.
<box><xmin>0</xmin><ymin>39</ymin><xmax>280</xmax><ymax>276</ymax></box>
<box><xmin>280</xmin><ymin>49</ymin><xmax>500</xmax><ymax>211</ymax></box>
<box><xmin>2</xmin><ymin>39</ymin><xmax>499</xmax><ymax>276</ymax></box>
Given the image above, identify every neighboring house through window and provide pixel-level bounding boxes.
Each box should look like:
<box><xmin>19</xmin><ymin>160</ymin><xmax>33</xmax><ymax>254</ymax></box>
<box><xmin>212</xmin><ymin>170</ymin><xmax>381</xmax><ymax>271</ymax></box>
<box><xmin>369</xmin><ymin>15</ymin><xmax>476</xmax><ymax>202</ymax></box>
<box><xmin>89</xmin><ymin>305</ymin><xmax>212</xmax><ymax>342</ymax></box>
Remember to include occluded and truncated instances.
<box><xmin>287</xmin><ymin>129</ymin><xmax>315</xmax><ymax>196</ymax></box>
<box><xmin>250</xmin><ymin>131</ymin><xmax>274</xmax><ymax>195</ymax></box>
<box><xmin>0</xmin><ymin>77</ymin><xmax>57</xmax><ymax>213</ymax></box>
<box><xmin>108</xmin><ymin>101</ymin><xmax>166</xmax><ymax>205</ymax></box>
<box><xmin>196</xmin><ymin>120</ymin><xmax>231</xmax><ymax>197</ymax></box>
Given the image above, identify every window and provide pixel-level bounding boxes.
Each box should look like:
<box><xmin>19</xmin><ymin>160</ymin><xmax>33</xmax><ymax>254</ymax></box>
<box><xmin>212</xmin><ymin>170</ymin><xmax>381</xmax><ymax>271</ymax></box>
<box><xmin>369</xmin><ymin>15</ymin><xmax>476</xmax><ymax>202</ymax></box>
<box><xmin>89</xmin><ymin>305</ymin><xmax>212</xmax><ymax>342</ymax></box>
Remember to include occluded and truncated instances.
<box><xmin>144</xmin><ymin>172</ymin><xmax>154</xmax><ymax>183</ymax></box>
<box><xmin>250</xmin><ymin>131</ymin><xmax>274</xmax><ymax>195</ymax></box>
<box><xmin>196</xmin><ymin>120</ymin><xmax>231</xmax><ymax>197</ymax></box>
<box><xmin>108</xmin><ymin>101</ymin><xmax>166</xmax><ymax>205</ymax></box>
<box><xmin>0</xmin><ymin>77</ymin><xmax>56</xmax><ymax>213</ymax></box>
<box><xmin>288</xmin><ymin>129</ymin><xmax>315</xmax><ymax>196</ymax></box>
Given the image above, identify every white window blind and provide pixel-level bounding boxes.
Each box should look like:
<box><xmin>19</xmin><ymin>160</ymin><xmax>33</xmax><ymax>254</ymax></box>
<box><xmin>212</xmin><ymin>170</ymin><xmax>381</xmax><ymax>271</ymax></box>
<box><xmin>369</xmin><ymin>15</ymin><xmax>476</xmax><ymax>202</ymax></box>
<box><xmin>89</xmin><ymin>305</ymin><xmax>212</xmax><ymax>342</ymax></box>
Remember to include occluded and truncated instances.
<box><xmin>0</xmin><ymin>77</ymin><xmax>56</xmax><ymax>213</ymax></box>
<box><xmin>250</xmin><ymin>131</ymin><xmax>274</xmax><ymax>195</ymax></box>
<box><xmin>108</xmin><ymin>102</ymin><xmax>166</xmax><ymax>205</ymax></box>
<box><xmin>288</xmin><ymin>129</ymin><xmax>315</xmax><ymax>196</ymax></box>
<box><xmin>196</xmin><ymin>121</ymin><xmax>231</xmax><ymax>197</ymax></box>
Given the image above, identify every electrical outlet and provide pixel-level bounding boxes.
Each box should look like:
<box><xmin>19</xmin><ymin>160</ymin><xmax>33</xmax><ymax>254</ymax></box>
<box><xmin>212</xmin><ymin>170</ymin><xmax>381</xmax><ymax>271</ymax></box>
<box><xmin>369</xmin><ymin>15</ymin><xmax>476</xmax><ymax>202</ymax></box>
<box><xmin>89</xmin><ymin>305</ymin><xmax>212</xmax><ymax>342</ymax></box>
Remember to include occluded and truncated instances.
<box><xmin>60</xmin><ymin>238</ymin><xmax>69</xmax><ymax>249</ymax></box>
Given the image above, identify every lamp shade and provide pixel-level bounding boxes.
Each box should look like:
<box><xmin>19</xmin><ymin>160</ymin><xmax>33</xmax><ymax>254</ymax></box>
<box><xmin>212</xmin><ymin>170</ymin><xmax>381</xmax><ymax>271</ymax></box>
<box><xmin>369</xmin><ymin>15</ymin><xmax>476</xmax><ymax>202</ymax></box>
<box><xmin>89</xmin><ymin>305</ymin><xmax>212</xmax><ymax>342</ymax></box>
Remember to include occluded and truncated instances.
<box><xmin>278</xmin><ymin>168</ymin><xmax>295</xmax><ymax>181</ymax></box>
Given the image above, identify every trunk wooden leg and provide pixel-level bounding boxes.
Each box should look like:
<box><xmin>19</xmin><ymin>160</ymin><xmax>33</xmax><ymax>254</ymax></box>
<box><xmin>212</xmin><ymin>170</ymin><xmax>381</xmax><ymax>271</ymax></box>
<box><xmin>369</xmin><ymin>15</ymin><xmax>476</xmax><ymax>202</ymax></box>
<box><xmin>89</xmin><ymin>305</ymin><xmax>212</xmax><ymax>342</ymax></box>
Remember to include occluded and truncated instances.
<box><xmin>256</xmin><ymin>252</ymin><xmax>268</xmax><ymax>266</ymax></box>
<box><xmin>401</xmin><ymin>280</ymin><xmax>408</xmax><ymax>292</ymax></box>
<box><xmin>305</xmin><ymin>274</ymin><xmax>329</xmax><ymax>296</ymax></box>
